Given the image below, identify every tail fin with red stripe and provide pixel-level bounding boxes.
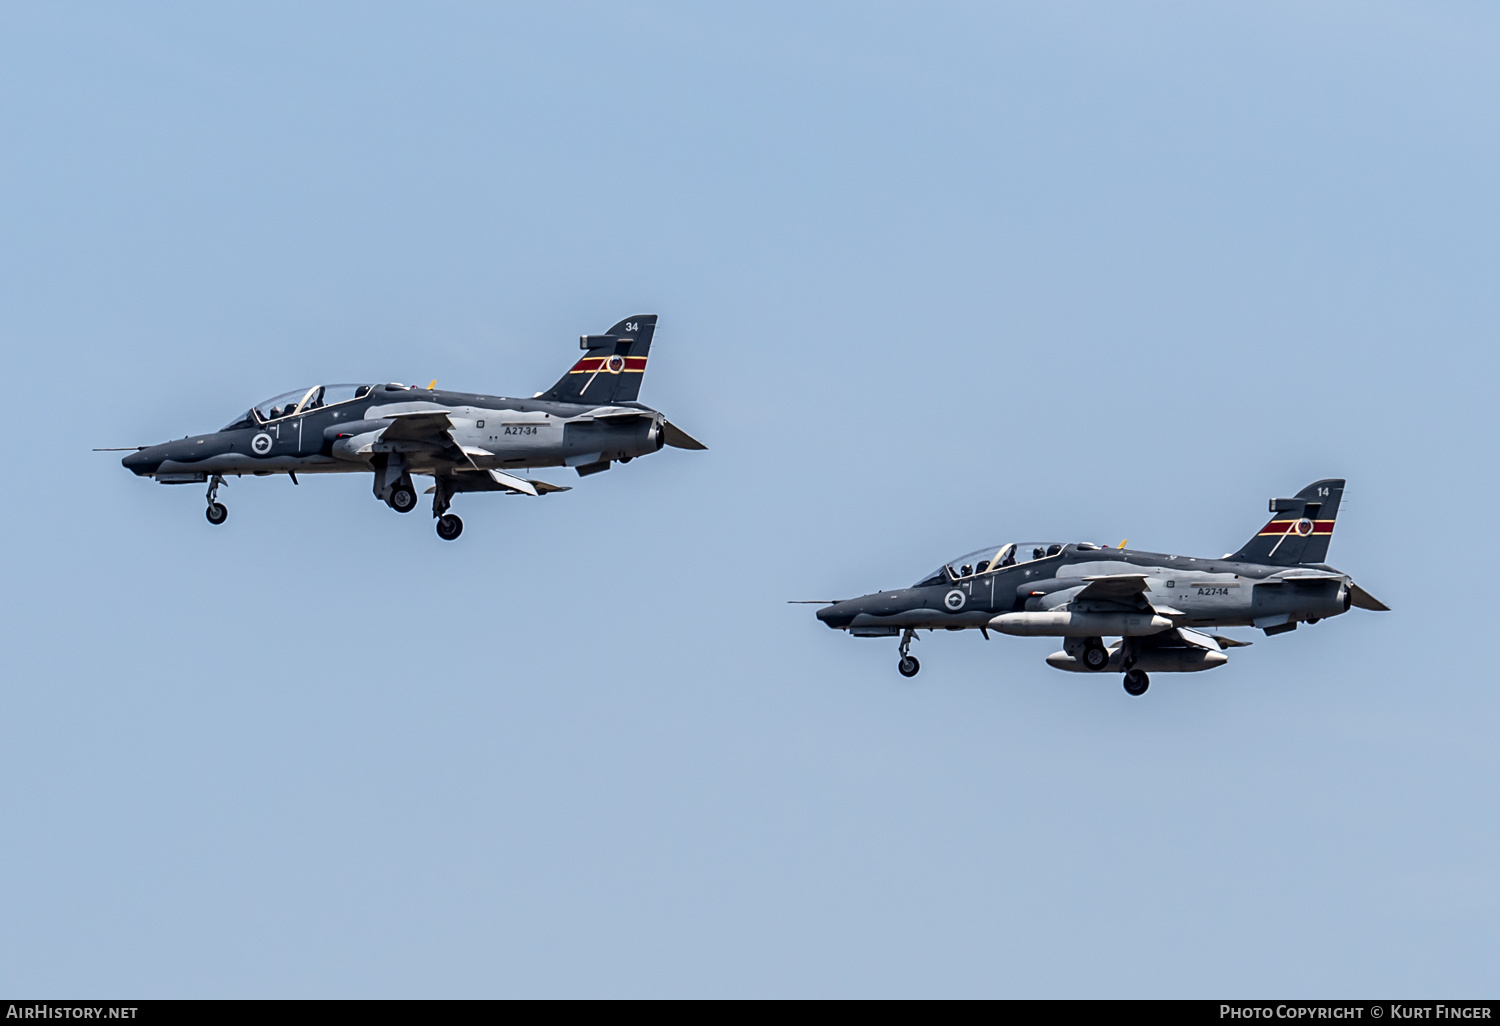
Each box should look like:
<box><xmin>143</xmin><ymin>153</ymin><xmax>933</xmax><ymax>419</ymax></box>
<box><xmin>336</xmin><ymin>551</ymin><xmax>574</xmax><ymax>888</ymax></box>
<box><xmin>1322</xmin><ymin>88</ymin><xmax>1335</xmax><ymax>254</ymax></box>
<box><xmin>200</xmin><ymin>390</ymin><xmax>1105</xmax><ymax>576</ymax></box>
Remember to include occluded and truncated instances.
<box><xmin>539</xmin><ymin>314</ymin><xmax>657</xmax><ymax>405</ymax></box>
<box><xmin>1229</xmin><ymin>479</ymin><xmax>1345</xmax><ymax>566</ymax></box>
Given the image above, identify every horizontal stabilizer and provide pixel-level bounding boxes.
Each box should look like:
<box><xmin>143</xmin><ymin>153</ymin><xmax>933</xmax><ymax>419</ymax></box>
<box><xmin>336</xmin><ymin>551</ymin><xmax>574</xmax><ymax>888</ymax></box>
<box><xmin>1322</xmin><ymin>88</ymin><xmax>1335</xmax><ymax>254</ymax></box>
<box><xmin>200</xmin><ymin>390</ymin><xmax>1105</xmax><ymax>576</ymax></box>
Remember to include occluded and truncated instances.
<box><xmin>575</xmin><ymin>407</ymin><xmax>654</xmax><ymax>422</ymax></box>
<box><xmin>1349</xmin><ymin>583</ymin><xmax>1390</xmax><ymax>611</ymax></box>
<box><xmin>662</xmin><ymin>421</ymin><xmax>707</xmax><ymax>450</ymax></box>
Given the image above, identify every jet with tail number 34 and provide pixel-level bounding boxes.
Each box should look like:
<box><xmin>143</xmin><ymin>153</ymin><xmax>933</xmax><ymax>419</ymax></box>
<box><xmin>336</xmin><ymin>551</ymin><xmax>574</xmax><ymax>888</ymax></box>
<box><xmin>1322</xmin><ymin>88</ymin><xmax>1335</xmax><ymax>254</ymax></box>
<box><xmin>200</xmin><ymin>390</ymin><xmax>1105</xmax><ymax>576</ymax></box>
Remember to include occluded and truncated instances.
<box><xmin>807</xmin><ymin>480</ymin><xmax>1388</xmax><ymax>695</ymax></box>
<box><xmin>104</xmin><ymin>315</ymin><xmax>705</xmax><ymax>540</ymax></box>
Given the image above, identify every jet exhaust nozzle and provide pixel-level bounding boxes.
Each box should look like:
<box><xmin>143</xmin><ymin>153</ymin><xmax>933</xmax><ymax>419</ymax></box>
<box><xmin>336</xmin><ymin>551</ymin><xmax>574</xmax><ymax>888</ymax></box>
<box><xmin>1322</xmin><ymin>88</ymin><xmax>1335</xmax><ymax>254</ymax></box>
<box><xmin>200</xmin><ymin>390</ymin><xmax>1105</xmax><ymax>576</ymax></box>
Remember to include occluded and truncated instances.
<box><xmin>989</xmin><ymin>611</ymin><xmax>1175</xmax><ymax>637</ymax></box>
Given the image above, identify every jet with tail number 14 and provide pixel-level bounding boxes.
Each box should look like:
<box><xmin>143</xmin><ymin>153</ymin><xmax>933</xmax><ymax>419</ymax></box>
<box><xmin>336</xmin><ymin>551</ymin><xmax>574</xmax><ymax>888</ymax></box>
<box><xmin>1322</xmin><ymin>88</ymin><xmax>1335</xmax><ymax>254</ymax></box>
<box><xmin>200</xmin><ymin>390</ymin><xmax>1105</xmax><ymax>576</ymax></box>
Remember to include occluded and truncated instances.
<box><xmin>104</xmin><ymin>315</ymin><xmax>705</xmax><ymax>540</ymax></box>
<box><xmin>807</xmin><ymin>480</ymin><xmax>1388</xmax><ymax>695</ymax></box>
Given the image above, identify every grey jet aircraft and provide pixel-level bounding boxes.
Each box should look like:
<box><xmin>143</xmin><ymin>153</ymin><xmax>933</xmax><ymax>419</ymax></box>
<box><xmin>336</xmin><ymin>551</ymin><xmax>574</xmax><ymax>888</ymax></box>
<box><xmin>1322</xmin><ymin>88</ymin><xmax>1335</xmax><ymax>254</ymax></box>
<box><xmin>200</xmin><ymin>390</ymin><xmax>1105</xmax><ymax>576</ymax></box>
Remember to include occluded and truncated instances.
<box><xmin>107</xmin><ymin>315</ymin><xmax>705</xmax><ymax>540</ymax></box>
<box><xmin>809</xmin><ymin>480</ymin><xmax>1388</xmax><ymax>695</ymax></box>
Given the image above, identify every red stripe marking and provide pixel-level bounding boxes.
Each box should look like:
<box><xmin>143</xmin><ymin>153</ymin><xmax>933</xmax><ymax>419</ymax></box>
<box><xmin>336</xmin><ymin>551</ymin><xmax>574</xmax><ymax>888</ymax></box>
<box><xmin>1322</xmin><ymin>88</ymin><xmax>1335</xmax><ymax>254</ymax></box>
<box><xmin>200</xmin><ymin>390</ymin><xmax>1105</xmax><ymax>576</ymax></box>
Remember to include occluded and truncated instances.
<box><xmin>567</xmin><ymin>355</ymin><xmax>648</xmax><ymax>374</ymax></box>
<box><xmin>1256</xmin><ymin>519</ymin><xmax>1336</xmax><ymax>536</ymax></box>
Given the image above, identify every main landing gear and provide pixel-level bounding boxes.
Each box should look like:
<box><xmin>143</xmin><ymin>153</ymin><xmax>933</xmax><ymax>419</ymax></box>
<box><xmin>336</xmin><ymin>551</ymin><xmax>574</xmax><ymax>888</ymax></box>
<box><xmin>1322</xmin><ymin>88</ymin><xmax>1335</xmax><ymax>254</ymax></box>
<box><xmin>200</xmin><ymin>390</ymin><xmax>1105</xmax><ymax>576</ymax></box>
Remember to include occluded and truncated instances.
<box><xmin>204</xmin><ymin>475</ymin><xmax>228</xmax><ymax>525</ymax></box>
<box><xmin>387</xmin><ymin>483</ymin><xmax>417</xmax><ymax>513</ymax></box>
<box><xmin>1081</xmin><ymin>641</ymin><xmax>1111</xmax><ymax>672</ymax></box>
<box><xmin>1113</xmin><ymin>637</ymin><xmax>1149</xmax><ymax>696</ymax></box>
<box><xmin>431</xmin><ymin>475</ymin><xmax>462</xmax><ymax>541</ymax></box>
<box><xmin>897</xmin><ymin>629</ymin><xmax>920</xmax><ymax>677</ymax></box>
<box><xmin>374</xmin><ymin>455</ymin><xmax>417</xmax><ymax>513</ymax></box>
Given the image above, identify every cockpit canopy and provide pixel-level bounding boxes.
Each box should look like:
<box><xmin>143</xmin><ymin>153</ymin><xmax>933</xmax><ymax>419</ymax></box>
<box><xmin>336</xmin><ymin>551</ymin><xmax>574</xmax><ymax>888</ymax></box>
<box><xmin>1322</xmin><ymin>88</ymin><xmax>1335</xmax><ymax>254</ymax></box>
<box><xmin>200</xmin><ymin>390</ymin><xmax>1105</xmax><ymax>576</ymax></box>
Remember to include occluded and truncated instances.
<box><xmin>912</xmin><ymin>542</ymin><xmax>1077</xmax><ymax>587</ymax></box>
<box><xmin>221</xmin><ymin>384</ymin><xmax>375</xmax><ymax>430</ymax></box>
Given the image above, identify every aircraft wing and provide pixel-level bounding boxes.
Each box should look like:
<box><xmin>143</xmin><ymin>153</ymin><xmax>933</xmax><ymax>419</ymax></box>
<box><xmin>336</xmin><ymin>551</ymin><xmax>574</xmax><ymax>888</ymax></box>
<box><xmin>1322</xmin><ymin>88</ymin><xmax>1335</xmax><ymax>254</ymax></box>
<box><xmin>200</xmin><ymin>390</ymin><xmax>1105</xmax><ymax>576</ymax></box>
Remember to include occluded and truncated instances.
<box><xmin>1075</xmin><ymin>574</ymin><xmax>1152</xmax><ymax>601</ymax></box>
<box><xmin>377</xmin><ymin>409</ymin><xmax>454</xmax><ymax>443</ymax></box>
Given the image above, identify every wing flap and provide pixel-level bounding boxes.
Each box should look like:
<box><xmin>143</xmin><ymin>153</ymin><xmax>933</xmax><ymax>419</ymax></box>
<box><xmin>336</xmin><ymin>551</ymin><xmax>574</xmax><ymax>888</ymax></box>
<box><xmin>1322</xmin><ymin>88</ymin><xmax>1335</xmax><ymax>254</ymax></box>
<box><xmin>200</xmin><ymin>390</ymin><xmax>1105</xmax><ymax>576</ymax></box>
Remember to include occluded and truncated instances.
<box><xmin>489</xmin><ymin>469</ymin><xmax>538</xmax><ymax>496</ymax></box>
<box><xmin>1175</xmin><ymin>627</ymin><xmax>1222</xmax><ymax>652</ymax></box>
<box><xmin>439</xmin><ymin>470</ymin><xmax>572</xmax><ymax>495</ymax></box>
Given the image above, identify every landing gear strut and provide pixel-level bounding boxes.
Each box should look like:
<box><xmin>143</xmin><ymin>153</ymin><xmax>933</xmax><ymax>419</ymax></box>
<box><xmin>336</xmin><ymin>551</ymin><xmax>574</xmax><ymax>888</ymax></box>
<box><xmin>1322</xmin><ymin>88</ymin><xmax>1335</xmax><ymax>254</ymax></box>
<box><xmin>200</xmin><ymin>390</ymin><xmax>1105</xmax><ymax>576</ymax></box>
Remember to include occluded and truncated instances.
<box><xmin>431</xmin><ymin>475</ymin><xmax>462</xmax><ymax>540</ymax></box>
<box><xmin>374</xmin><ymin>454</ymin><xmax>415</xmax><ymax>512</ymax></box>
<box><xmin>205</xmin><ymin>474</ymin><xmax>228</xmax><ymax>525</ymax></box>
<box><xmin>897</xmin><ymin>629</ymin><xmax>920</xmax><ymax>677</ymax></box>
<box><xmin>1123</xmin><ymin>670</ymin><xmax>1150</xmax><ymax>696</ymax></box>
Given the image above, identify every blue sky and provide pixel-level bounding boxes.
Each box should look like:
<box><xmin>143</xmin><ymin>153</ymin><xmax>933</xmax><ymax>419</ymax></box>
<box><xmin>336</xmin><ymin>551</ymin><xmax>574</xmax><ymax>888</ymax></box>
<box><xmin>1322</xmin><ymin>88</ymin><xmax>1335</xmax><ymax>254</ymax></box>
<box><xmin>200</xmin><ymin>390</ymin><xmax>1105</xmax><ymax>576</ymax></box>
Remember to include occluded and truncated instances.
<box><xmin>1</xmin><ymin>1</ymin><xmax>1496</xmax><ymax>997</ymax></box>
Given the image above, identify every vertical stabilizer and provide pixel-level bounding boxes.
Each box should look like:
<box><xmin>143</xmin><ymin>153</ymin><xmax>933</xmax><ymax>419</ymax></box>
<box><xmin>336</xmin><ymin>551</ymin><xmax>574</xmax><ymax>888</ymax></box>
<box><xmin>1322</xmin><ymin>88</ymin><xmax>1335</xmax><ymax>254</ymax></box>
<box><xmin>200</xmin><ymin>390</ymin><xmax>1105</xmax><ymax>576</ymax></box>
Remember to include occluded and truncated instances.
<box><xmin>1229</xmin><ymin>479</ymin><xmax>1345</xmax><ymax>565</ymax></box>
<box><xmin>540</xmin><ymin>315</ymin><xmax>657</xmax><ymax>405</ymax></box>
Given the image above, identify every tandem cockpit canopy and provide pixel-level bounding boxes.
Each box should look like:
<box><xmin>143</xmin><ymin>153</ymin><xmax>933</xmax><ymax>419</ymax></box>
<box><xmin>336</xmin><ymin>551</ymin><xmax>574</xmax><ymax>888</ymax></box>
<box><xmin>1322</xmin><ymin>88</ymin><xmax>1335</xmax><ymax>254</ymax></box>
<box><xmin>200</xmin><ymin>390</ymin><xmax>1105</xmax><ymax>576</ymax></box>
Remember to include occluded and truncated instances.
<box><xmin>221</xmin><ymin>384</ymin><xmax>376</xmax><ymax>430</ymax></box>
<box><xmin>912</xmin><ymin>542</ymin><xmax>1070</xmax><ymax>586</ymax></box>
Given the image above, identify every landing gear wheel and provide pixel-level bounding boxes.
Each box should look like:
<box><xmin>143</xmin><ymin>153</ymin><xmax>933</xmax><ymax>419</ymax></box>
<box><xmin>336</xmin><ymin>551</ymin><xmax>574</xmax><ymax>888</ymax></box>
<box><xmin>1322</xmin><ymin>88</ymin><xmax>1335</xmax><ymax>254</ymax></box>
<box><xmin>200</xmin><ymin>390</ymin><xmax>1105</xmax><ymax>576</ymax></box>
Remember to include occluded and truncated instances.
<box><xmin>205</xmin><ymin>502</ymin><xmax>228</xmax><ymax>525</ymax></box>
<box><xmin>1082</xmin><ymin>643</ymin><xmax>1111</xmax><ymax>672</ymax></box>
<box><xmin>898</xmin><ymin>656</ymin><xmax>921</xmax><ymax>678</ymax></box>
<box><xmin>388</xmin><ymin>484</ymin><xmax>417</xmax><ymax>513</ymax></box>
<box><xmin>1123</xmin><ymin>670</ymin><xmax>1150</xmax><ymax>696</ymax></box>
<box><xmin>436</xmin><ymin>514</ymin><xmax>463</xmax><ymax>541</ymax></box>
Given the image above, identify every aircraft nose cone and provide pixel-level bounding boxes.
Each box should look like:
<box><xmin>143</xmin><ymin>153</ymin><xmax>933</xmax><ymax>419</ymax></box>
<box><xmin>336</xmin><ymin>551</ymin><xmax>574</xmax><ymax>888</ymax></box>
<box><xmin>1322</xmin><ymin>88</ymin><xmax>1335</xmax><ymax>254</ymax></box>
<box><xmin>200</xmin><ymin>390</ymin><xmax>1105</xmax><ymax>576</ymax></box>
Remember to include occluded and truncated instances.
<box><xmin>122</xmin><ymin>448</ymin><xmax>160</xmax><ymax>476</ymax></box>
<box><xmin>816</xmin><ymin>600</ymin><xmax>855</xmax><ymax>629</ymax></box>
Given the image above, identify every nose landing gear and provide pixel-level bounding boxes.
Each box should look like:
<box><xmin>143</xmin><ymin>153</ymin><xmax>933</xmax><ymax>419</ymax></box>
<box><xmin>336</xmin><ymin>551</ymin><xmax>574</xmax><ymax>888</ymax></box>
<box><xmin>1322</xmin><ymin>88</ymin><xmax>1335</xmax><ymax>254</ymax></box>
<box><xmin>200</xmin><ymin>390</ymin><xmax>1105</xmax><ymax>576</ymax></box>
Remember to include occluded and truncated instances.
<box><xmin>896</xmin><ymin>629</ymin><xmax>920</xmax><ymax>677</ymax></box>
<box><xmin>204</xmin><ymin>475</ymin><xmax>228</xmax><ymax>526</ymax></box>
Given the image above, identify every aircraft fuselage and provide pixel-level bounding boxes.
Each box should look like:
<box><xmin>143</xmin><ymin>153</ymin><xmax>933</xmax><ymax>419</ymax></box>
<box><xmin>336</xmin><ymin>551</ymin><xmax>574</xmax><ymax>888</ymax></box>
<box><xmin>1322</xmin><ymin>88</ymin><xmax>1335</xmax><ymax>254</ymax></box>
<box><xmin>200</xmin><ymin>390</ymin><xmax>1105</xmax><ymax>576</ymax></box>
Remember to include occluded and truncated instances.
<box><xmin>123</xmin><ymin>386</ymin><xmax>664</xmax><ymax>481</ymax></box>
<box><xmin>815</xmin><ymin>544</ymin><xmax>1352</xmax><ymax>636</ymax></box>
